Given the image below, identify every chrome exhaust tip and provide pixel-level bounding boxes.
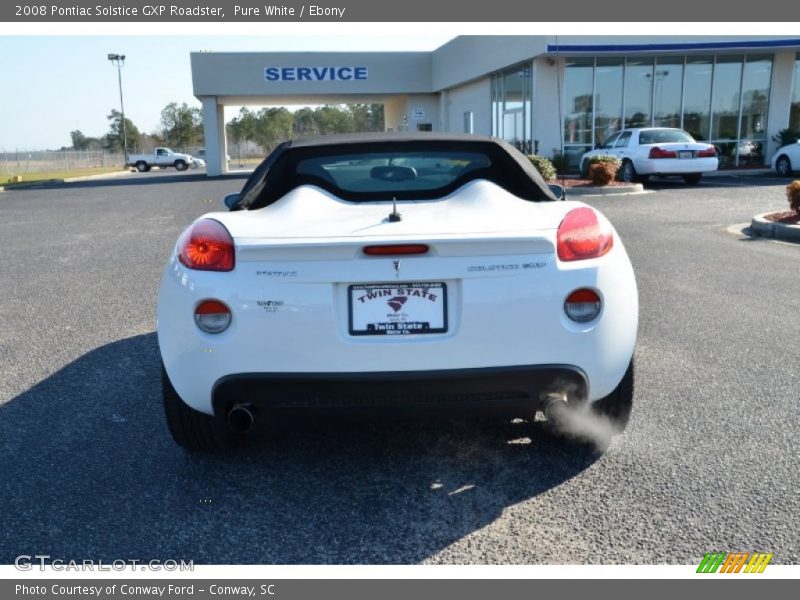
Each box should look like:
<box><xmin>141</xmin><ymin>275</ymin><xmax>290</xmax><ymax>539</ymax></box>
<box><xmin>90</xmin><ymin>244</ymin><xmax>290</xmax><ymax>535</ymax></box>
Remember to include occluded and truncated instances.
<box><xmin>541</xmin><ymin>391</ymin><xmax>570</xmax><ymax>423</ymax></box>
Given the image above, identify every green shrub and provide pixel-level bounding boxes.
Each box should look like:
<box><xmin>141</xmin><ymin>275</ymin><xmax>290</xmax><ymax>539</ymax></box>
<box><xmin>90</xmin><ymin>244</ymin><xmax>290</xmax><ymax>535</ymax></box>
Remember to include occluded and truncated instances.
<box><xmin>772</xmin><ymin>128</ymin><xmax>800</xmax><ymax>148</ymax></box>
<box><xmin>787</xmin><ymin>180</ymin><xmax>800</xmax><ymax>213</ymax></box>
<box><xmin>527</xmin><ymin>155</ymin><xmax>557</xmax><ymax>181</ymax></box>
<box><xmin>550</xmin><ymin>149</ymin><xmax>569</xmax><ymax>174</ymax></box>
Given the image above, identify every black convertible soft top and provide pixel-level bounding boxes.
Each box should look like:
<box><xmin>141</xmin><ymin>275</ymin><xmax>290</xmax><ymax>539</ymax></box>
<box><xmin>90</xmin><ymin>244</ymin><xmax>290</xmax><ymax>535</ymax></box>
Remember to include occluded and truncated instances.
<box><xmin>237</xmin><ymin>132</ymin><xmax>557</xmax><ymax>210</ymax></box>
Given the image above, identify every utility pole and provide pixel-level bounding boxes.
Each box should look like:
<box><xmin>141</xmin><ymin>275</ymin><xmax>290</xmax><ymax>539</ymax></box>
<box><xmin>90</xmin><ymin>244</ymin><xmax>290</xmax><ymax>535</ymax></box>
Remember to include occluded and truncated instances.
<box><xmin>107</xmin><ymin>53</ymin><xmax>128</xmax><ymax>164</ymax></box>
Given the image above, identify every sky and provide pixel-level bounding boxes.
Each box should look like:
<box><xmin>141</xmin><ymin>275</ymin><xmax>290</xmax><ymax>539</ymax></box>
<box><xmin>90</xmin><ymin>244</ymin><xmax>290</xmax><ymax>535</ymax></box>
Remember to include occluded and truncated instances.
<box><xmin>0</xmin><ymin>35</ymin><xmax>454</xmax><ymax>150</ymax></box>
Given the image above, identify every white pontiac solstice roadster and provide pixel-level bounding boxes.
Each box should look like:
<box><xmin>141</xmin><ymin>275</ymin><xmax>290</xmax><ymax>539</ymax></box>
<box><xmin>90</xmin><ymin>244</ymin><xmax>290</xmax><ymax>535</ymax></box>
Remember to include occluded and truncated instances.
<box><xmin>157</xmin><ymin>133</ymin><xmax>638</xmax><ymax>450</ymax></box>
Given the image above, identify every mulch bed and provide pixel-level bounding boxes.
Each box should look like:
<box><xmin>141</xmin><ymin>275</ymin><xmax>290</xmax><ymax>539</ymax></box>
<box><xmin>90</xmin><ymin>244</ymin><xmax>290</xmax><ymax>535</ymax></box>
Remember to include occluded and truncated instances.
<box><xmin>763</xmin><ymin>211</ymin><xmax>800</xmax><ymax>225</ymax></box>
<box><xmin>550</xmin><ymin>178</ymin><xmax>631</xmax><ymax>188</ymax></box>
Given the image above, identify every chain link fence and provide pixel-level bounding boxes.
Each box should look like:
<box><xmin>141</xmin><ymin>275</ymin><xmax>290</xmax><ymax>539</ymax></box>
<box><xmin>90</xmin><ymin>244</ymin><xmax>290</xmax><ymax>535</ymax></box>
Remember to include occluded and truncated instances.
<box><xmin>0</xmin><ymin>149</ymin><xmax>126</xmax><ymax>175</ymax></box>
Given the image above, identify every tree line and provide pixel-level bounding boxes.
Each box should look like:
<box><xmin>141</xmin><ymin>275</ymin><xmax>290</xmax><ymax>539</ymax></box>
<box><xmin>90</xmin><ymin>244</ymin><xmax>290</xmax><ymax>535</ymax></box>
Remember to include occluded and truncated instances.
<box><xmin>68</xmin><ymin>103</ymin><xmax>384</xmax><ymax>154</ymax></box>
<box><xmin>70</xmin><ymin>102</ymin><xmax>203</xmax><ymax>153</ymax></box>
<box><xmin>226</xmin><ymin>104</ymin><xmax>384</xmax><ymax>152</ymax></box>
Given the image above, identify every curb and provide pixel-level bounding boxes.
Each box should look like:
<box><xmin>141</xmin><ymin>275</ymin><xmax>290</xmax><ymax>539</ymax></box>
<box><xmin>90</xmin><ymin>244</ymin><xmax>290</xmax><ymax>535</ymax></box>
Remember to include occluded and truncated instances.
<box><xmin>0</xmin><ymin>178</ymin><xmax>64</xmax><ymax>191</ymax></box>
<box><xmin>563</xmin><ymin>183</ymin><xmax>645</xmax><ymax>197</ymax></box>
<box><xmin>63</xmin><ymin>170</ymin><xmax>135</xmax><ymax>183</ymax></box>
<box><xmin>0</xmin><ymin>170</ymin><xmax>133</xmax><ymax>191</ymax></box>
<box><xmin>751</xmin><ymin>212</ymin><xmax>800</xmax><ymax>242</ymax></box>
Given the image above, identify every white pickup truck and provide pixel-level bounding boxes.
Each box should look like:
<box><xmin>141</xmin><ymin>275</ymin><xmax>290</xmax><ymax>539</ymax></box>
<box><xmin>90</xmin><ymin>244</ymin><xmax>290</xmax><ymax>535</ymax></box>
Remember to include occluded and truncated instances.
<box><xmin>128</xmin><ymin>148</ymin><xmax>204</xmax><ymax>172</ymax></box>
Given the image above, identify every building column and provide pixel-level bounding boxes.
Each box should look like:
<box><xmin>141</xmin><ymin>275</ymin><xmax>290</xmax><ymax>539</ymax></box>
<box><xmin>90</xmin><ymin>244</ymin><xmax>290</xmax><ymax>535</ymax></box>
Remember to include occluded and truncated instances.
<box><xmin>200</xmin><ymin>96</ymin><xmax>228</xmax><ymax>176</ymax></box>
<box><xmin>766</xmin><ymin>51</ymin><xmax>796</xmax><ymax>161</ymax></box>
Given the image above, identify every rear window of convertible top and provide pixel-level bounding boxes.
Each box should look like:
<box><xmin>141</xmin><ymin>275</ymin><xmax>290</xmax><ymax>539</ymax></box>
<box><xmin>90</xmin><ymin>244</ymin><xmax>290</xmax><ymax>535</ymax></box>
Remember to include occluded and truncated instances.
<box><xmin>294</xmin><ymin>150</ymin><xmax>492</xmax><ymax>198</ymax></box>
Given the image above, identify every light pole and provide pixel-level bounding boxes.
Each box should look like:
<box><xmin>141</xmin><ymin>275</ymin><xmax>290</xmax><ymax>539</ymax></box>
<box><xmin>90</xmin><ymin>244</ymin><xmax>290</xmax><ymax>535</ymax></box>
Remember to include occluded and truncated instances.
<box><xmin>107</xmin><ymin>53</ymin><xmax>128</xmax><ymax>164</ymax></box>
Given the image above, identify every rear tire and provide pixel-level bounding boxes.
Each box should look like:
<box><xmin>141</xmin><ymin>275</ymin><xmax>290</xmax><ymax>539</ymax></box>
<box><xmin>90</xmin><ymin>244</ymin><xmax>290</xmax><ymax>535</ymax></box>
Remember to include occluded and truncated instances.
<box><xmin>592</xmin><ymin>357</ymin><xmax>634</xmax><ymax>431</ymax></box>
<box><xmin>136</xmin><ymin>161</ymin><xmax>149</xmax><ymax>173</ymax></box>
<box><xmin>174</xmin><ymin>160</ymin><xmax>188</xmax><ymax>171</ymax></box>
<box><xmin>162</xmin><ymin>365</ymin><xmax>234</xmax><ymax>451</ymax></box>
<box><xmin>776</xmin><ymin>155</ymin><xmax>792</xmax><ymax>177</ymax></box>
<box><xmin>618</xmin><ymin>159</ymin><xmax>636</xmax><ymax>183</ymax></box>
<box><xmin>683</xmin><ymin>173</ymin><xmax>702</xmax><ymax>185</ymax></box>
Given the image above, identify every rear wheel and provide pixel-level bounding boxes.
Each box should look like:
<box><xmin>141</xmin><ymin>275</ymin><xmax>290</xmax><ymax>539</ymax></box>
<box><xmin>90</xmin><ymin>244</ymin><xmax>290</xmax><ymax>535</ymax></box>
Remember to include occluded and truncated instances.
<box><xmin>618</xmin><ymin>159</ymin><xmax>636</xmax><ymax>183</ymax></box>
<box><xmin>776</xmin><ymin>155</ymin><xmax>792</xmax><ymax>177</ymax></box>
<box><xmin>174</xmin><ymin>160</ymin><xmax>188</xmax><ymax>171</ymax></box>
<box><xmin>136</xmin><ymin>161</ymin><xmax>149</xmax><ymax>173</ymax></box>
<box><xmin>592</xmin><ymin>357</ymin><xmax>634</xmax><ymax>431</ymax></box>
<box><xmin>683</xmin><ymin>173</ymin><xmax>702</xmax><ymax>185</ymax></box>
<box><xmin>162</xmin><ymin>365</ymin><xmax>235</xmax><ymax>451</ymax></box>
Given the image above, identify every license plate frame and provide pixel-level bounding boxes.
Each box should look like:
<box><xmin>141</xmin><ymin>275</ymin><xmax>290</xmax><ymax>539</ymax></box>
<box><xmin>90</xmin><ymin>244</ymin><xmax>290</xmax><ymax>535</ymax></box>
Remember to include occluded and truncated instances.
<box><xmin>348</xmin><ymin>282</ymin><xmax>448</xmax><ymax>336</ymax></box>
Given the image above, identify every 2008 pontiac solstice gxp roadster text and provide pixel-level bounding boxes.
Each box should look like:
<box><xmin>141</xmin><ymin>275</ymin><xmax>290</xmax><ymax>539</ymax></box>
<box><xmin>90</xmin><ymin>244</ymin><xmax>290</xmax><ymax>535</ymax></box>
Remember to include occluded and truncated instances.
<box><xmin>157</xmin><ymin>133</ymin><xmax>638</xmax><ymax>450</ymax></box>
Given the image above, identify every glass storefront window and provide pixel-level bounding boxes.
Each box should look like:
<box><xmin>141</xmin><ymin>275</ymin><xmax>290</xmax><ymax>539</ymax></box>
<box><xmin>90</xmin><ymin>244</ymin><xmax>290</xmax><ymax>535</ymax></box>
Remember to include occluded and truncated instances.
<box><xmin>653</xmin><ymin>57</ymin><xmax>683</xmax><ymax>128</ymax></box>
<box><xmin>739</xmin><ymin>55</ymin><xmax>772</xmax><ymax>166</ymax></box>
<box><xmin>594</xmin><ymin>58</ymin><xmax>623</xmax><ymax>146</ymax></box>
<box><xmin>557</xmin><ymin>52</ymin><xmax>775</xmax><ymax>171</ymax></box>
<box><xmin>624</xmin><ymin>57</ymin><xmax>654</xmax><ymax>128</ymax></box>
<box><xmin>790</xmin><ymin>54</ymin><xmax>800</xmax><ymax>132</ymax></box>
<box><xmin>563</xmin><ymin>58</ymin><xmax>593</xmax><ymax>146</ymax></box>
<box><xmin>683</xmin><ymin>57</ymin><xmax>713</xmax><ymax>141</ymax></box>
<box><xmin>491</xmin><ymin>76</ymin><xmax>501</xmax><ymax>140</ymax></box>
<box><xmin>710</xmin><ymin>56</ymin><xmax>742</xmax><ymax>140</ymax></box>
<box><xmin>491</xmin><ymin>63</ymin><xmax>532</xmax><ymax>154</ymax></box>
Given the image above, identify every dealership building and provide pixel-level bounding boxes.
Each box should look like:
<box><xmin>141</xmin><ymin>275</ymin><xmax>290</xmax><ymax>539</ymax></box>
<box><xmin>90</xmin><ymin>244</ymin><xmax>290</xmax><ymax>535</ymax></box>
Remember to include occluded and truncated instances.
<box><xmin>191</xmin><ymin>36</ymin><xmax>800</xmax><ymax>176</ymax></box>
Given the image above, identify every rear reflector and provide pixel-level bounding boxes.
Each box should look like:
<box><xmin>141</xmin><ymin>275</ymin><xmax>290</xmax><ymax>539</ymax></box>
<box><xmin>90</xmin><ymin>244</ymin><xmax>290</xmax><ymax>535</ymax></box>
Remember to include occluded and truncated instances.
<box><xmin>648</xmin><ymin>146</ymin><xmax>678</xmax><ymax>159</ymax></box>
<box><xmin>194</xmin><ymin>299</ymin><xmax>232</xmax><ymax>334</ymax></box>
<box><xmin>556</xmin><ymin>207</ymin><xmax>613</xmax><ymax>262</ymax></box>
<box><xmin>364</xmin><ymin>244</ymin><xmax>429</xmax><ymax>256</ymax></box>
<box><xmin>564</xmin><ymin>289</ymin><xmax>602</xmax><ymax>323</ymax></box>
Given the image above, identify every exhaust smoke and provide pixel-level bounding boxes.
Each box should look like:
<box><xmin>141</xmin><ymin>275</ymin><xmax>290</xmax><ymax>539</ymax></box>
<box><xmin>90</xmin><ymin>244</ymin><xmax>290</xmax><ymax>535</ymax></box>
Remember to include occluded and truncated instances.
<box><xmin>541</xmin><ymin>387</ymin><xmax>620</xmax><ymax>451</ymax></box>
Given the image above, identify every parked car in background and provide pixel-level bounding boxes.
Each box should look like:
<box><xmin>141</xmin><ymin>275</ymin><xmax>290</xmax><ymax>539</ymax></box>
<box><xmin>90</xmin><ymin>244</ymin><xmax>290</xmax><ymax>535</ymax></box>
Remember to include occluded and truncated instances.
<box><xmin>771</xmin><ymin>140</ymin><xmax>800</xmax><ymax>177</ymax></box>
<box><xmin>580</xmin><ymin>128</ymin><xmax>719</xmax><ymax>184</ymax></box>
<box><xmin>156</xmin><ymin>132</ymin><xmax>638</xmax><ymax>451</ymax></box>
<box><xmin>128</xmin><ymin>147</ymin><xmax>203</xmax><ymax>172</ymax></box>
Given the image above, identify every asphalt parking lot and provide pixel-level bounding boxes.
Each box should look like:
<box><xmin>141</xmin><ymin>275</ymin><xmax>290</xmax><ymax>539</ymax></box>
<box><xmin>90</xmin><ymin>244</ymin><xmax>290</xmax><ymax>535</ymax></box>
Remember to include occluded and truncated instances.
<box><xmin>1</xmin><ymin>171</ymin><xmax>798</xmax><ymax>565</ymax></box>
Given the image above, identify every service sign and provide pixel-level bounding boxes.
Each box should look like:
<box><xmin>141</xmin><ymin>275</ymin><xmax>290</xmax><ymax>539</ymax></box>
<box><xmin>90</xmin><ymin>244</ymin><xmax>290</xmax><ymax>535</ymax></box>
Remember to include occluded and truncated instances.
<box><xmin>264</xmin><ymin>66</ymin><xmax>368</xmax><ymax>81</ymax></box>
<box><xmin>349</xmin><ymin>282</ymin><xmax>447</xmax><ymax>336</ymax></box>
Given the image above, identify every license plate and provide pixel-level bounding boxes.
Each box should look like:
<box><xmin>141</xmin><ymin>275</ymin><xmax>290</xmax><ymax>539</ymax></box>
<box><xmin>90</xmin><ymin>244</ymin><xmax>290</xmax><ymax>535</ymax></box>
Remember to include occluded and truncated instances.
<box><xmin>348</xmin><ymin>282</ymin><xmax>447</xmax><ymax>336</ymax></box>
<box><xmin>679</xmin><ymin>151</ymin><xmax>693</xmax><ymax>159</ymax></box>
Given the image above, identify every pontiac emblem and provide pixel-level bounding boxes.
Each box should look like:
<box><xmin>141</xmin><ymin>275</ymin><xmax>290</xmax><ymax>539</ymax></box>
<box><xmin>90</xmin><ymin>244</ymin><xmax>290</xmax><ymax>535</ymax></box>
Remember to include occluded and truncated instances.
<box><xmin>393</xmin><ymin>260</ymin><xmax>401</xmax><ymax>278</ymax></box>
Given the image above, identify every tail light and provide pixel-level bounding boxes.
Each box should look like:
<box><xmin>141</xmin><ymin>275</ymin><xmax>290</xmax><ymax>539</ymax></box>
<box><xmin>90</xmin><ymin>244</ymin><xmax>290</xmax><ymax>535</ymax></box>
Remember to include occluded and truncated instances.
<box><xmin>648</xmin><ymin>146</ymin><xmax>678</xmax><ymax>159</ymax></box>
<box><xmin>564</xmin><ymin>289</ymin><xmax>602</xmax><ymax>323</ymax></box>
<box><xmin>363</xmin><ymin>244</ymin><xmax>429</xmax><ymax>256</ymax></box>
<box><xmin>556</xmin><ymin>207</ymin><xmax>613</xmax><ymax>262</ymax></box>
<box><xmin>194</xmin><ymin>300</ymin><xmax>232</xmax><ymax>333</ymax></box>
<box><xmin>178</xmin><ymin>219</ymin><xmax>235</xmax><ymax>271</ymax></box>
<box><xmin>697</xmin><ymin>147</ymin><xmax>717</xmax><ymax>158</ymax></box>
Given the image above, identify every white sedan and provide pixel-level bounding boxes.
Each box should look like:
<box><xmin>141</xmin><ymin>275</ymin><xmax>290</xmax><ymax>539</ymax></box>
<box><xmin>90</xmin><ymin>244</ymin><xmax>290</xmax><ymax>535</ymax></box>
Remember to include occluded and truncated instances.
<box><xmin>771</xmin><ymin>140</ymin><xmax>800</xmax><ymax>177</ymax></box>
<box><xmin>580</xmin><ymin>127</ymin><xmax>719</xmax><ymax>184</ymax></box>
<box><xmin>157</xmin><ymin>133</ymin><xmax>638</xmax><ymax>450</ymax></box>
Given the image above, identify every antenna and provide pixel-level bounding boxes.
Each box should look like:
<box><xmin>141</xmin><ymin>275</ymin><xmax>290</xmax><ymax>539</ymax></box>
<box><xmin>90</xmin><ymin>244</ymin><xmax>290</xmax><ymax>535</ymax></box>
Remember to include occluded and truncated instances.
<box><xmin>388</xmin><ymin>196</ymin><xmax>402</xmax><ymax>222</ymax></box>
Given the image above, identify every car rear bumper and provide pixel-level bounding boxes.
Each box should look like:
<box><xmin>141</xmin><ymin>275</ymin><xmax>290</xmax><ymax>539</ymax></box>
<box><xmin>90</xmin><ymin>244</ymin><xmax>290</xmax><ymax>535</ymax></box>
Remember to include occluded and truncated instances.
<box><xmin>635</xmin><ymin>157</ymin><xmax>718</xmax><ymax>175</ymax></box>
<box><xmin>211</xmin><ymin>364</ymin><xmax>588</xmax><ymax>419</ymax></box>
